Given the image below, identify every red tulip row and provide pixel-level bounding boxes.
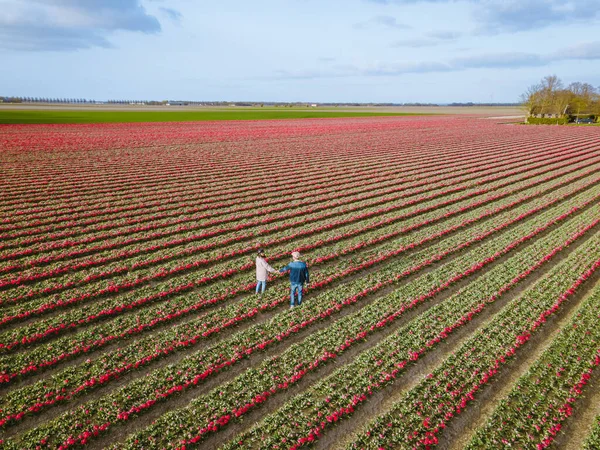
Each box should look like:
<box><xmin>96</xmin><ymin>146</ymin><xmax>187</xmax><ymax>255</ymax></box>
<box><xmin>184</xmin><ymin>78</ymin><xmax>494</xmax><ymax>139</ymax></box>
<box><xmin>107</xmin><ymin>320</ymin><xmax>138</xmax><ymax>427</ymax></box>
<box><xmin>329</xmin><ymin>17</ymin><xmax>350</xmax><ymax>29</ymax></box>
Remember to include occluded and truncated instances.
<box><xmin>4</xmin><ymin>172</ymin><xmax>595</xmax><ymax>384</ymax></box>
<box><xmin>347</xmin><ymin>236</ymin><xmax>600</xmax><ymax>450</ymax></box>
<box><xmin>2</xmin><ymin>122</ymin><xmax>506</xmax><ymax>217</ymax></box>
<box><xmin>97</xmin><ymin>191</ymin><xmax>600</xmax><ymax>450</ymax></box>
<box><xmin>2</xmin><ymin>117</ymin><xmax>600</xmax><ymax>450</ymax></box>
<box><xmin>4</xmin><ymin>151</ymin><xmax>598</xmax><ymax>308</ymax></box>
<box><xmin>3</xmin><ymin>164</ymin><xmax>597</xmax><ymax>350</ymax></box>
<box><xmin>0</xmin><ymin>151</ymin><xmax>409</xmax><ymax>239</ymax></box>
<box><xmin>0</xmin><ymin>117</ymin><xmax>439</xmax><ymax>175</ymax></box>
<box><xmin>465</xmin><ymin>285</ymin><xmax>600</xmax><ymax>449</ymax></box>
<box><xmin>3</xmin><ymin>133</ymin><xmax>578</xmax><ymax>257</ymax></box>
<box><xmin>4</xmin><ymin>125</ymin><xmax>592</xmax><ymax>236</ymax></box>
<box><xmin>1</xmin><ymin>138</ymin><xmax>410</xmax><ymax>224</ymax></box>
<box><xmin>2</xmin><ymin>180</ymin><xmax>594</xmax><ymax>426</ymax></box>
<box><xmin>0</xmin><ymin>116</ymin><xmax>547</xmax><ymax>196</ymax></box>
<box><xmin>5</xmin><ymin>186</ymin><xmax>596</xmax><ymax>450</ymax></box>
<box><xmin>2</xmin><ymin>117</ymin><xmax>418</xmax><ymax>175</ymax></box>
<box><xmin>0</xmin><ymin>117</ymin><xmax>535</xmax><ymax>161</ymax></box>
<box><xmin>219</xmin><ymin>214</ymin><xmax>600</xmax><ymax>450</ymax></box>
<box><xmin>2</xmin><ymin>138</ymin><xmax>575</xmax><ymax>273</ymax></box>
<box><xmin>3</xmin><ymin>146</ymin><xmax>595</xmax><ymax>305</ymax></box>
<box><xmin>0</xmin><ymin>132</ymin><xmax>557</xmax><ymax>243</ymax></box>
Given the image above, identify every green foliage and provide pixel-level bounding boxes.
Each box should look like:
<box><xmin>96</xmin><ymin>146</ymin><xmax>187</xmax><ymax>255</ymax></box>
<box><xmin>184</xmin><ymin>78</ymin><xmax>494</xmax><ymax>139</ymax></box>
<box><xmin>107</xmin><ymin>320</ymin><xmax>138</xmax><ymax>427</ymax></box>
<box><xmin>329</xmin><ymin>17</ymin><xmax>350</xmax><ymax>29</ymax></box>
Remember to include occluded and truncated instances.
<box><xmin>354</xmin><ymin>226</ymin><xmax>600</xmax><ymax>450</ymax></box>
<box><xmin>467</xmin><ymin>286</ymin><xmax>600</xmax><ymax>448</ymax></box>
<box><xmin>525</xmin><ymin>115</ymin><xmax>599</xmax><ymax>125</ymax></box>
<box><xmin>526</xmin><ymin>117</ymin><xmax>569</xmax><ymax>125</ymax></box>
<box><xmin>584</xmin><ymin>416</ymin><xmax>600</xmax><ymax>449</ymax></box>
<box><xmin>0</xmin><ymin>109</ymin><xmax>426</xmax><ymax>124</ymax></box>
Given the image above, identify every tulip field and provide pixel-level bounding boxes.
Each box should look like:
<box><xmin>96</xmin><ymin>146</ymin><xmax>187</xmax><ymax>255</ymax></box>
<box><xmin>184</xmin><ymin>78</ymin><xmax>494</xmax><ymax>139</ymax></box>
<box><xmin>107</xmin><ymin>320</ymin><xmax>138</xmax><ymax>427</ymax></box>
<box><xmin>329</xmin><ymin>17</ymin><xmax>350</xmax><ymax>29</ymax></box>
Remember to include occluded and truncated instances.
<box><xmin>1</xmin><ymin>115</ymin><xmax>600</xmax><ymax>449</ymax></box>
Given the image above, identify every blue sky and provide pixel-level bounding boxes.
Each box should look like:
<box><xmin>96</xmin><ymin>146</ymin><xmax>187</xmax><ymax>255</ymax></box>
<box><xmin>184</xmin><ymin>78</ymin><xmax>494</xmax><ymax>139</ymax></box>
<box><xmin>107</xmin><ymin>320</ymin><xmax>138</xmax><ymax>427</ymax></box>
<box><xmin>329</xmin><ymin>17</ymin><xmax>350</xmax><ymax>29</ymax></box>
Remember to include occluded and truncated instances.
<box><xmin>1</xmin><ymin>0</ymin><xmax>600</xmax><ymax>103</ymax></box>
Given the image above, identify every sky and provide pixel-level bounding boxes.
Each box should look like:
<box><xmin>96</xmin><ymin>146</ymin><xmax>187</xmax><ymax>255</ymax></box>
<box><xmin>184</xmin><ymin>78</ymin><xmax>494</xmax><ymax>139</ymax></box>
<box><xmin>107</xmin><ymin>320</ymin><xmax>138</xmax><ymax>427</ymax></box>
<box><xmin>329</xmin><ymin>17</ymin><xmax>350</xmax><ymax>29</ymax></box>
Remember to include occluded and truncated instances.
<box><xmin>1</xmin><ymin>0</ymin><xmax>600</xmax><ymax>103</ymax></box>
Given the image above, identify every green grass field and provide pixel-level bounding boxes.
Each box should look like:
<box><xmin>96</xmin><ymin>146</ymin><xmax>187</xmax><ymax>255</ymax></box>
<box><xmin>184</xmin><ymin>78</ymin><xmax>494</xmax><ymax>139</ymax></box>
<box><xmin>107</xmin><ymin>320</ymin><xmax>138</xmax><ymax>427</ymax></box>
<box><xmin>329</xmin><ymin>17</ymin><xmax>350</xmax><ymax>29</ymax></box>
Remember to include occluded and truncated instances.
<box><xmin>0</xmin><ymin>108</ymin><xmax>425</xmax><ymax>124</ymax></box>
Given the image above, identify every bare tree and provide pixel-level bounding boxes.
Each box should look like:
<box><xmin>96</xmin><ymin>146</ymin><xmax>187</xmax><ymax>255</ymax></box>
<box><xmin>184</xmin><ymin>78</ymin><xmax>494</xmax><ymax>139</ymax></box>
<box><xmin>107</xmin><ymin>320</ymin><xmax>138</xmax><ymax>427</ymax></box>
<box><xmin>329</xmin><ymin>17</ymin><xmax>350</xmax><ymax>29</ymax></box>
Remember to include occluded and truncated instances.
<box><xmin>521</xmin><ymin>75</ymin><xmax>600</xmax><ymax>123</ymax></box>
<box><xmin>539</xmin><ymin>75</ymin><xmax>563</xmax><ymax>116</ymax></box>
<box><xmin>520</xmin><ymin>83</ymin><xmax>543</xmax><ymax>117</ymax></box>
<box><xmin>568</xmin><ymin>82</ymin><xmax>596</xmax><ymax>118</ymax></box>
<box><xmin>553</xmin><ymin>89</ymin><xmax>571</xmax><ymax>123</ymax></box>
<box><xmin>592</xmin><ymin>90</ymin><xmax>600</xmax><ymax>116</ymax></box>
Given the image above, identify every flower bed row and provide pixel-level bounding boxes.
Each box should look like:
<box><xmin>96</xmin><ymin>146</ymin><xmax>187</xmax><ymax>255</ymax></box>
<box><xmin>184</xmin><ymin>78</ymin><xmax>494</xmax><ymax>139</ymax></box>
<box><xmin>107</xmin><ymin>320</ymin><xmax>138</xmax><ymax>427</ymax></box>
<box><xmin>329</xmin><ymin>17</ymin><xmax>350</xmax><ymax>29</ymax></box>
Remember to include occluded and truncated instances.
<box><xmin>1</xmin><ymin>132</ymin><xmax>519</xmax><ymax>234</ymax></box>
<box><xmin>3</xmin><ymin>181</ymin><xmax>596</xmax><ymax>426</ymax></box>
<box><xmin>0</xmin><ymin>143</ymin><xmax>411</xmax><ymax>236</ymax></box>
<box><xmin>218</xmin><ymin>214</ymin><xmax>600</xmax><ymax>450</ymax></box>
<box><xmin>465</xmin><ymin>285</ymin><xmax>600</xmax><ymax>449</ymax></box>
<box><xmin>5</xmin><ymin>152</ymin><xmax>598</xmax><ymax>313</ymax></box>
<box><xmin>2</xmin><ymin>135</ymin><xmax>572</xmax><ymax>278</ymax></box>
<box><xmin>5</xmin><ymin>171</ymin><xmax>598</xmax><ymax>385</ymax></box>
<box><xmin>1</xmin><ymin>120</ymin><xmax>562</xmax><ymax>219</ymax></box>
<box><xmin>3</xmin><ymin>136</ymin><xmax>578</xmax><ymax>262</ymax></box>
<box><xmin>3</xmin><ymin>139</ymin><xmax>571</xmax><ymax>283</ymax></box>
<box><xmin>1</xmin><ymin>128</ymin><xmax>509</xmax><ymax>228</ymax></box>
<box><xmin>1</xmin><ymin>128</ymin><xmax>406</xmax><ymax>212</ymax></box>
<box><xmin>3</xmin><ymin>165</ymin><xmax>598</xmax><ymax>352</ymax></box>
<box><xmin>1</xmin><ymin>123</ymin><xmax>446</xmax><ymax>212</ymax></box>
<box><xmin>4</xmin><ymin>194</ymin><xmax>597</xmax><ymax>449</ymax></box>
<box><xmin>2</xmin><ymin>170</ymin><xmax>597</xmax><ymax>378</ymax></box>
<box><xmin>584</xmin><ymin>415</ymin><xmax>600</xmax><ymax>449</ymax></box>
<box><xmin>4</xmin><ymin>149</ymin><xmax>595</xmax><ymax>315</ymax></box>
<box><xmin>346</xmin><ymin>233</ymin><xmax>600</xmax><ymax>450</ymax></box>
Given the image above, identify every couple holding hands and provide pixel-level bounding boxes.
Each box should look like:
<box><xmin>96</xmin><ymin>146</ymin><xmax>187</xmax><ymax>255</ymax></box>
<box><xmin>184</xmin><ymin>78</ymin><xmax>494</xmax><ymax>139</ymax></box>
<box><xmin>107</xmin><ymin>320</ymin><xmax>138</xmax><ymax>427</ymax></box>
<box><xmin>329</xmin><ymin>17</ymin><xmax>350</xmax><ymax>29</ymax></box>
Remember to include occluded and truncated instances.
<box><xmin>255</xmin><ymin>248</ymin><xmax>309</xmax><ymax>308</ymax></box>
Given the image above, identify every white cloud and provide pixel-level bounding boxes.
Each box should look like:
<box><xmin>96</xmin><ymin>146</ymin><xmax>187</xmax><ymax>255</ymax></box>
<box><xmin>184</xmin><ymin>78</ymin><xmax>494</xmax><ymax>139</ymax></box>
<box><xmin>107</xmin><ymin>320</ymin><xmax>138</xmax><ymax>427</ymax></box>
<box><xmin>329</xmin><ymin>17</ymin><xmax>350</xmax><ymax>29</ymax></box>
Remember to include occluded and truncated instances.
<box><xmin>272</xmin><ymin>41</ymin><xmax>600</xmax><ymax>79</ymax></box>
<box><xmin>364</xmin><ymin>0</ymin><xmax>600</xmax><ymax>32</ymax></box>
<box><xmin>0</xmin><ymin>0</ymin><xmax>163</xmax><ymax>51</ymax></box>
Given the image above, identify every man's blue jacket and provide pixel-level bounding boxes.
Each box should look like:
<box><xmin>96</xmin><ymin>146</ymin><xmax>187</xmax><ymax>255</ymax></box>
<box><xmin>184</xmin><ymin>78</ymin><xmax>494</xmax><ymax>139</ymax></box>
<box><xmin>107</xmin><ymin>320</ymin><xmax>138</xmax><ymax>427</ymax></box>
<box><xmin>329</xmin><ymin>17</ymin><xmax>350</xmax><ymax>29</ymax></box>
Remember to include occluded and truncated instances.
<box><xmin>279</xmin><ymin>261</ymin><xmax>309</xmax><ymax>284</ymax></box>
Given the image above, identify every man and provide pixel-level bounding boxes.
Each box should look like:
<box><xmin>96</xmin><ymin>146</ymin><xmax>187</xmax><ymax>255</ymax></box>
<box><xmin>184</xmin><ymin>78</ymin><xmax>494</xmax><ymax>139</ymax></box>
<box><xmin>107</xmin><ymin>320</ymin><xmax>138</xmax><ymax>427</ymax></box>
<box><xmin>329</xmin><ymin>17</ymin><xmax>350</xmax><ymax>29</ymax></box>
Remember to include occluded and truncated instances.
<box><xmin>279</xmin><ymin>251</ymin><xmax>310</xmax><ymax>308</ymax></box>
<box><xmin>255</xmin><ymin>248</ymin><xmax>276</xmax><ymax>294</ymax></box>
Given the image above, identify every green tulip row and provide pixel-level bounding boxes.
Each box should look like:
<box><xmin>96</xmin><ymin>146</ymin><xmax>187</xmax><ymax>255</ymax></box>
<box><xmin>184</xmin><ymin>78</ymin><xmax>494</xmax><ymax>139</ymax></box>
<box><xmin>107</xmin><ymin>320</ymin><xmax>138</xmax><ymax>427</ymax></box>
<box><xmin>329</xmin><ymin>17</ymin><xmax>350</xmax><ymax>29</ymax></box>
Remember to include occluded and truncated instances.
<box><xmin>5</xmin><ymin>147</ymin><xmax>590</xmax><ymax>311</ymax></box>
<box><xmin>465</xmin><ymin>284</ymin><xmax>600</xmax><ymax>449</ymax></box>
<box><xmin>347</xmin><ymin>223</ymin><xmax>600</xmax><ymax>450</ymax></box>
<box><xmin>216</xmin><ymin>206</ymin><xmax>600</xmax><ymax>450</ymax></box>
<box><xmin>4</xmin><ymin>161</ymin><xmax>597</xmax><ymax>357</ymax></box>
<box><xmin>4</xmin><ymin>177</ymin><xmax>598</xmax><ymax>431</ymax></box>
<box><xmin>5</xmin><ymin>178</ymin><xmax>598</xmax><ymax>449</ymax></box>
<box><xmin>584</xmin><ymin>414</ymin><xmax>600</xmax><ymax>449</ymax></box>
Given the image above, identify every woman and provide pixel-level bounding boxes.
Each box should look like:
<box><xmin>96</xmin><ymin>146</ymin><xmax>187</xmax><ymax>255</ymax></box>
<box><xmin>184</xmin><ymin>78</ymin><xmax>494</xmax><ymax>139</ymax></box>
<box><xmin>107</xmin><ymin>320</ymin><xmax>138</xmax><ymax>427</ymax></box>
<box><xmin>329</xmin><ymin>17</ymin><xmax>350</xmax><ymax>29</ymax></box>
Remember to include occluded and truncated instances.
<box><xmin>255</xmin><ymin>248</ymin><xmax>276</xmax><ymax>294</ymax></box>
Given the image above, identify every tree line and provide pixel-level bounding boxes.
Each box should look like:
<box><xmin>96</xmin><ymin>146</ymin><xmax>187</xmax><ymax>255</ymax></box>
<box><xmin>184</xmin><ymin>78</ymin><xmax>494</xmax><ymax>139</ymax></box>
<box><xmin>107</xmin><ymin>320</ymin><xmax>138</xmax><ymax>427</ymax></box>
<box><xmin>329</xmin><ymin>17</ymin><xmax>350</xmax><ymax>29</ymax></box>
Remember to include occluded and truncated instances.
<box><xmin>0</xmin><ymin>97</ymin><xmax>98</xmax><ymax>104</ymax></box>
<box><xmin>0</xmin><ymin>97</ymin><xmax>225</xmax><ymax>106</ymax></box>
<box><xmin>522</xmin><ymin>75</ymin><xmax>600</xmax><ymax>121</ymax></box>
